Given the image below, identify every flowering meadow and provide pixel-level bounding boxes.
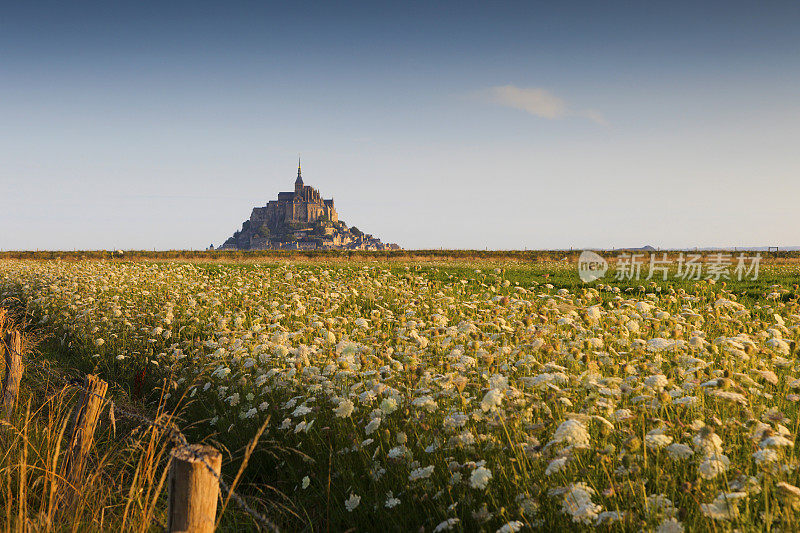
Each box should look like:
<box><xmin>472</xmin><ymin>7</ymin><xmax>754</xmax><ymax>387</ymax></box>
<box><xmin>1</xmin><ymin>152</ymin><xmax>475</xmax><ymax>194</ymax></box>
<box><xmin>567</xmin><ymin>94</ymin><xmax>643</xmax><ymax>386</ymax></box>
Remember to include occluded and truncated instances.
<box><xmin>2</xmin><ymin>259</ymin><xmax>800</xmax><ymax>531</ymax></box>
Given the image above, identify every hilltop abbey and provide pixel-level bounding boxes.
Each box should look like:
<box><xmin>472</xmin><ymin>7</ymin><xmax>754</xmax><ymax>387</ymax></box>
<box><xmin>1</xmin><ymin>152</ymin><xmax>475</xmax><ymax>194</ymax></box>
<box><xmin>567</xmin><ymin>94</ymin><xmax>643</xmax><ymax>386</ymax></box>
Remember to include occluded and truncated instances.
<box><xmin>252</xmin><ymin>161</ymin><xmax>338</xmax><ymax>227</ymax></box>
<box><xmin>219</xmin><ymin>160</ymin><xmax>397</xmax><ymax>251</ymax></box>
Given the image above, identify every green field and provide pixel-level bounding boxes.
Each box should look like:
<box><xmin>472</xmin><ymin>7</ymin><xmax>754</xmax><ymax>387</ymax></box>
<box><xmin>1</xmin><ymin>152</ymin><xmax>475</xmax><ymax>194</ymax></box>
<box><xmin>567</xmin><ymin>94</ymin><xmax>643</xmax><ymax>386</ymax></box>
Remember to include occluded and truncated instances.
<box><xmin>2</xmin><ymin>257</ymin><xmax>800</xmax><ymax>531</ymax></box>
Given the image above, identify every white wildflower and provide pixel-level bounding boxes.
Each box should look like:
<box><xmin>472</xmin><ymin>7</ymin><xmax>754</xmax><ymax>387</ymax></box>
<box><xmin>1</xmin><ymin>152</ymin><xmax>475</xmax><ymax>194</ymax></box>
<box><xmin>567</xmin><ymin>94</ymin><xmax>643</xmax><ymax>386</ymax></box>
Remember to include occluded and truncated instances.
<box><xmin>645</xmin><ymin>432</ymin><xmax>673</xmax><ymax>448</ymax></box>
<box><xmin>700</xmin><ymin>492</ymin><xmax>747</xmax><ymax>520</ymax></box>
<box><xmin>469</xmin><ymin>466</ymin><xmax>492</xmax><ymax>489</ymax></box>
<box><xmin>753</xmin><ymin>448</ymin><xmax>779</xmax><ymax>466</ymax></box>
<box><xmin>481</xmin><ymin>388</ymin><xmax>504</xmax><ymax>412</ymax></box>
<box><xmin>656</xmin><ymin>518</ymin><xmax>685</xmax><ymax>533</ymax></box>
<box><xmin>385</xmin><ymin>491</ymin><xmax>401</xmax><ymax>508</ymax></box>
<box><xmin>433</xmin><ymin>518</ymin><xmax>460</xmax><ymax>532</ymax></box>
<box><xmin>665</xmin><ymin>443</ymin><xmax>694</xmax><ymax>460</ymax></box>
<box><xmin>380</xmin><ymin>397</ymin><xmax>399</xmax><ymax>414</ymax></box>
<box><xmin>334</xmin><ymin>399</ymin><xmax>354</xmax><ymax>418</ymax></box>
<box><xmin>545</xmin><ymin>457</ymin><xmax>568</xmax><ymax>476</ymax></box>
<box><xmin>561</xmin><ymin>482</ymin><xmax>602</xmax><ymax>524</ymax></box>
<box><xmin>496</xmin><ymin>521</ymin><xmax>523</xmax><ymax>533</ymax></box>
<box><xmin>698</xmin><ymin>454</ymin><xmax>730</xmax><ymax>479</ymax></box>
<box><xmin>365</xmin><ymin>417</ymin><xmax>381</xmax><ymax>435</ymax></box>
<box><xmin>409</xmin><ymin>465</ymin><xmax>435</xmax><ymax>481</ymax></box>
<box><xmin>344</xmin><ymin>493</ymin><xmax>361</xmax><ymax>512</ymax></box>
<box><xmin>549</xmin><ymin>419</ymin><xmax>590</xmax><ymax>449</ymax></box>
<box><xmin>412</xmin><ymin>395</ymin><xmax>438</xmax><ymax>412</ymax></box>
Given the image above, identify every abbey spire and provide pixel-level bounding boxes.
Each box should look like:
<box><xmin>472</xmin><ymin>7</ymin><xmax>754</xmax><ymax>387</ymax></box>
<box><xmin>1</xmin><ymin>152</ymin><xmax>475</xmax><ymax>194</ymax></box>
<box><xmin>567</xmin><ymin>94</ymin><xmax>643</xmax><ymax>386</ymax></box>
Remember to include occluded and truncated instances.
<box><xmin>295</xmin><ymin>155</ymin><xmax>303</xmax><ymax>189</ymax></box>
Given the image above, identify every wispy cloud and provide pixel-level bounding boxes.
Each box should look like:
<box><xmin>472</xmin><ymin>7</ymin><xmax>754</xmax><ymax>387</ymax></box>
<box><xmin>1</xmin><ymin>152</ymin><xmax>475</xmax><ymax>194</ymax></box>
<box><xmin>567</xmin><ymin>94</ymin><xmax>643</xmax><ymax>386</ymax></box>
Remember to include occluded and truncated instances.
<box><xmin>580</xmin><ymin>109</ymin><xmax>608</xmax><ymax>126</ymax></box>
<box><xmin>476</xmin><ymin>85</ymin><xmax>607</xmax><ymax>125</ymax></box>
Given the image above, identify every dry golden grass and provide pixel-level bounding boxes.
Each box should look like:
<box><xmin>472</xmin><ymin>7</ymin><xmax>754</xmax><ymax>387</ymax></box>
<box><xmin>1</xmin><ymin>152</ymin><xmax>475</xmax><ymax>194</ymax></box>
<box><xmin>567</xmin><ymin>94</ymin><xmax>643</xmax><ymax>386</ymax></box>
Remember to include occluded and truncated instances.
<box><xmin>0</xmin><ymin>313</ymin><xmax>269</xmax><ymax>532</ymax></box>
<box><xmin>0</xmin><ymin>379</ymin><xmax>175</xmax><ymax>531</ymax></box>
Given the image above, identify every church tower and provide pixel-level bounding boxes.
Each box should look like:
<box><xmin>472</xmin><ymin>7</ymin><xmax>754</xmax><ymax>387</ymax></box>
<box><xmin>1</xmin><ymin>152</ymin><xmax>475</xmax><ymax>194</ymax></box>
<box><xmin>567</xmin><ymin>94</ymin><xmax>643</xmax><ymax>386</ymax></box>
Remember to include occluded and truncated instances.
<box><xmin>294</xmin><ymin>156</ymin><xmax>303</xmax><ymax>193</ymax></box>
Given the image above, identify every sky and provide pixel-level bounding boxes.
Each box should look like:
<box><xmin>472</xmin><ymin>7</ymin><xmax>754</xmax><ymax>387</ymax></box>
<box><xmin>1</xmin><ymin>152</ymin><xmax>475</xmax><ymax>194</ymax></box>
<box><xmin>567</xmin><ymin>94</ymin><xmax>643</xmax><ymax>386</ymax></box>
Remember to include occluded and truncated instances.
<box><xmin>2</xmin><ymin>1</ymin><xmax>799</xmax><ymax>250</ymax></box>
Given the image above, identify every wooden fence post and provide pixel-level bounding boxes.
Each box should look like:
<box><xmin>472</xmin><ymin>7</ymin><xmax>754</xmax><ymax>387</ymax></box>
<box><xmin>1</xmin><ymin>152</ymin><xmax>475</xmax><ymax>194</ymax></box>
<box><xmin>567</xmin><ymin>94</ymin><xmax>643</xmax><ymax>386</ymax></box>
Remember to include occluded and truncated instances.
<box><xmin>65</xmin><ymin>374</ymin><xmax>108</xmax><ymax>483</ymax></box>
<box><xmin>2</xmin><ymin>329</ymin><xmax>23</xmax><ymax>419</ymax></box>
<box><xmin>168</xmin><ymin>444</ymin><xmax>222</xmax><ymax>533</ymax></box>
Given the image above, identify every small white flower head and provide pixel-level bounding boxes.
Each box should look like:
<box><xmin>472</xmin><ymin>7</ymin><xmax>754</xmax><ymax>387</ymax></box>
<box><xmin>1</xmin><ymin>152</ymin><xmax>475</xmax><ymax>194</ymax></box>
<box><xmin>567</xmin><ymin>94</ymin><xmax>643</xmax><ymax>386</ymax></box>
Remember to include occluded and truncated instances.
<box><xmin>612</xmin><ymin>409</ymin><xmax>633</xmax><ymax>421</ymax></box>
<box><xmin>693</xmin><ymin>429</ymin><xmax>723</xmax><ymax>456</ymax></box>
<box><xmin>481</xmin><ymin>388</ymin><xmax>504</xmax><ymax>412</ymax></box>
<box><xmin>698</xmin><ymin>454</ymin><xmax>730</xmax><ymax>479</ymax></box>
<box><xmin>334</xmin><ymin>399</ymin><xmax>355</xmax><ymax>418</ymax></box>
<box><xmin>665</xmin><ymin>443</ymin><xmax>694</xmax><ymax>460</ymax></box>
<box><xmin>301</xmin><ymin>476</ymin><xmax>310</xmax><ymax>489</ymax></box>
<box><xmin>700</xmin><ymin>492</ymin><xmax>747</xmax><ymax>520</ymax></box>
<box><xmin>595</xmin><ymin>511</ymin><xmax>624</xmax><ymax>525</ymax></box>
<box><xmin>753</xmin><ymin>448</ymin><xmax>779</xmax><ymax>466</ymax></box>
<box><xmin>549</xmin><ymin>419</ymin><xmax>591</xmax><ymax>449</ymax></box>
<box><xmin>412</xmin><ymin>395</ymin><xmax>438</xmax><ymax>412</ymax></box>
<box><xmin>292</xmin><ymin>405</ymin><xmax>312</xmax><ymax>417</ymax></box>
<box><xmin>496</xmin><ymin>521</ymin><xmax>523</xmax><ymax>533</ymax></box>
<box><xmin>344</xmin><ymin>493</ymin><xmax>361</xmax><ymax>512</ymax></box>
<box><xmin>645</xmin><ymin>374</ymin><xmax>669</xmax><ymax>390</ymax></box>
<box><xmin>645</xmin><ymin>432</ymin><xmax>673</xmax><ymax>449</ymax></box>
<box><xmin>433</xmin><ymin>518</ymin><xmax>460</xmax><ymax>532</ymax></box>
<box><xmin>761</xmin><ymin>434</ymin><xmax>794</xmax><ymax>449</ymax></box>
<box><xmin>646</xmin><ymin>494</ymin><xmax>676</xmax><ymax>517</ymax></box>
<box><xmin>469</xmin><ymin>465</ymin><xmax>493</xmax><ymax>490</ymax></box>
<box><xmin>409</xmin><ymin>465</ymin><xmax>435</xmax><ymax>481</ymax></box>
<box><xmin>545</xmin><ymin>457</ymin><xmax>568</xmax><ymax>476</ymax></box>
<box><xmin>488</xmin><ymin>374</ymin><xmax>509</xmax><ymax>390</ymax></box>
<box><xmin>384</xmin><ymin>491</ymin><xmax>401</xmax><ymax>508</ymax></box>
<box><xmin>380</xmin><ymin>397</ymin><xmax>398</xmax><ymax>414</ymax></box>
<box><xmin>656</xmin><ymin>518</ymin><xmax>685</xmax><ymax>533</ymax></box>
<box><xmin>561</xmin><ymin>482</ymin><xmax>602</xmax><ymax>524</ymax></box>
<box><xmin>387</xmin><ymin>445</ymin><xmax>409</xmax><ymax>460</ymax></box>
<box><xmin>777</xmin><ymin>481</ymin><xmax>800</xmax><ymax>506</ymax></box>
<box><xmin>365</xmin><ymin>417</ymin><xmax>381</xmax><ymax>435</ymax></box>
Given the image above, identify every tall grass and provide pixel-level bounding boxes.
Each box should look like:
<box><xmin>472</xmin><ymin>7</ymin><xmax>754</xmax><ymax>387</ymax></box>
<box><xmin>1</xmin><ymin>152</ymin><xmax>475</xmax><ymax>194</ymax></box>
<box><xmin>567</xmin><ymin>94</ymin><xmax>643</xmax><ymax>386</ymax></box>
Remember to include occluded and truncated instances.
<box><xmin>0</xmin><ymin>316</ymin><xmax>268</xmax><ymax>532</ymax></box>
<box><xmin>0</xmin><ymin>376</ymin><xmax>174</xmax><ymax>531</ymax></box>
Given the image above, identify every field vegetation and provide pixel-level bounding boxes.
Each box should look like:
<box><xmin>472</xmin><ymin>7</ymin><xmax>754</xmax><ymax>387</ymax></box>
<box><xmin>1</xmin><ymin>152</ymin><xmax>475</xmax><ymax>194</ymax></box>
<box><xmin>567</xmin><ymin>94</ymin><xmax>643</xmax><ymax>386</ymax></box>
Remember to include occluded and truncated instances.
<box><xmin>3</xmin><ymin>249</ymin><xmax>799</xmax><ymax>263</ymax></box>
<box><xmin>1</xmin><ymin>258</ymin><xmax>800</xmax><ymax>531</ymax></box>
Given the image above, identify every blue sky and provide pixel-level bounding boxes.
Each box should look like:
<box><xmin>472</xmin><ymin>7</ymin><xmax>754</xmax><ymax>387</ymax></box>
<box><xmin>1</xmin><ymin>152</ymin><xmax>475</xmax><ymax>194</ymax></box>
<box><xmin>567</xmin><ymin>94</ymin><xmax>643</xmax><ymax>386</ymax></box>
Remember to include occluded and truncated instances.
<box><xmin>2</xmin><ymin>1</ymin><xmax>799</xmax><ymax>250</ymax></box>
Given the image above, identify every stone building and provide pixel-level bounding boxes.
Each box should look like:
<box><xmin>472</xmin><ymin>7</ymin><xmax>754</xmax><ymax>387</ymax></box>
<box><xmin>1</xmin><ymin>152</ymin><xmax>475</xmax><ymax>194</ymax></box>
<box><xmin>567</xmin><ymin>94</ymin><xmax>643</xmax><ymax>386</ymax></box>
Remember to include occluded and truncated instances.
<box><xmin>219</xmin><ymin>160</ymin><xmax>398</xmax><ymax>251</ymax></box>
<box><xmin>249</xmin><ymin>160</ymin><xmax>337</xmax><ymax>230</ymax></box>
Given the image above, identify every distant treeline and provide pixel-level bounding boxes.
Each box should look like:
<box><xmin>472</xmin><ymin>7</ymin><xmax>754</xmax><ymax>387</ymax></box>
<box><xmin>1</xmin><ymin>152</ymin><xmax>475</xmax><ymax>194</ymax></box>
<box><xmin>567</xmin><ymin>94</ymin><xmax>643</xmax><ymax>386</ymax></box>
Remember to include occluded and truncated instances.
<box><xmin>1</xmin><ymin>249</ymin><xmax>798</xmax><ymax>262</ymax></box>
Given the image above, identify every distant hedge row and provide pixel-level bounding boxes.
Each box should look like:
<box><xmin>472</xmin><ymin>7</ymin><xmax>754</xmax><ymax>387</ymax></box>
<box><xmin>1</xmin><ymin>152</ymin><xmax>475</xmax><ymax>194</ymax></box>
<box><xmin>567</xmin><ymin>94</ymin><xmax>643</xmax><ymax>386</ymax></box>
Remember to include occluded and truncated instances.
<box><xmin>1</xmin><ymin>249</ymin><xmax>797</xmax><ymax>262</ymax></box>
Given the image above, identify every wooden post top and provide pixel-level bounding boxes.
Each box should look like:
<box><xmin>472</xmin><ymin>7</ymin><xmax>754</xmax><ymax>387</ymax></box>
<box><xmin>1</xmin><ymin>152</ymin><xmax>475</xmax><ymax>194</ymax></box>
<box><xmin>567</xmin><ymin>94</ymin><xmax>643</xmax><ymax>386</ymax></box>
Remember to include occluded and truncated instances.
<box><xmin>171</xmin><ymin>444</ymin><xmax>222</xmax><ymax>466</ymax></box>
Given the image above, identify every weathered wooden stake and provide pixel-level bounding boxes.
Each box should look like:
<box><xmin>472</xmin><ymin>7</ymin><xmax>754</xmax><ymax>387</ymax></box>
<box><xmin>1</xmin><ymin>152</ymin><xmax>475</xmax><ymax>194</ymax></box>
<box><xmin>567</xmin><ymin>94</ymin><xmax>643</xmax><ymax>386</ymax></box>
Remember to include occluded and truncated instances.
<box><xmin>65</xmin><ymin>374</ymin><xmax>108</xmax><ymax>482</ymax></box>
<box><xmin>1</xmin><ymin>329</ymin><xmax>23</xmax><ymax>418</ymax></box>
<box><xmin>168</xmin><ymin>444</ymin><xmax>222</xmax><ymax>533</ymax></box>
